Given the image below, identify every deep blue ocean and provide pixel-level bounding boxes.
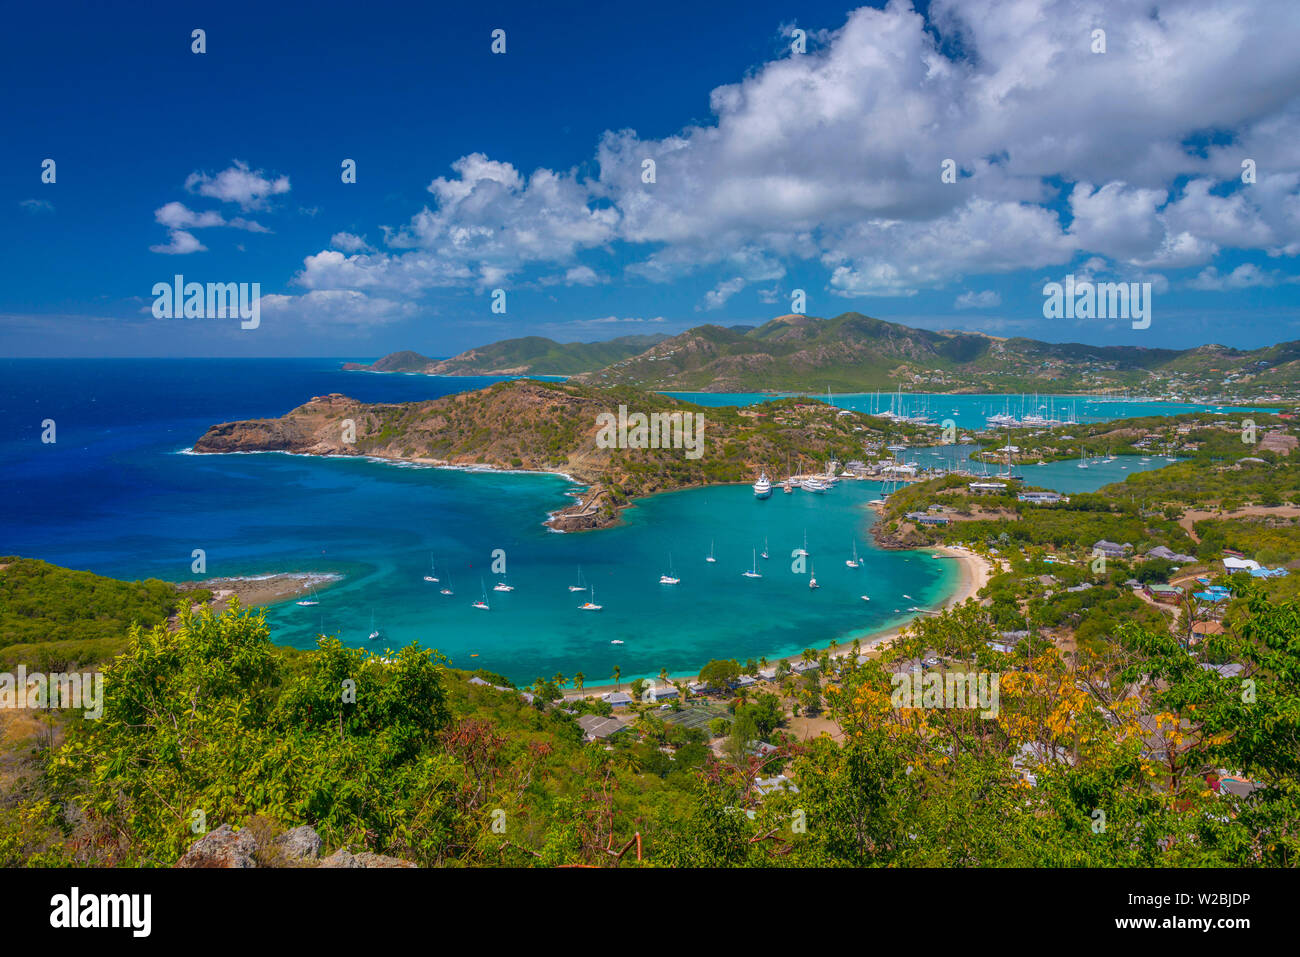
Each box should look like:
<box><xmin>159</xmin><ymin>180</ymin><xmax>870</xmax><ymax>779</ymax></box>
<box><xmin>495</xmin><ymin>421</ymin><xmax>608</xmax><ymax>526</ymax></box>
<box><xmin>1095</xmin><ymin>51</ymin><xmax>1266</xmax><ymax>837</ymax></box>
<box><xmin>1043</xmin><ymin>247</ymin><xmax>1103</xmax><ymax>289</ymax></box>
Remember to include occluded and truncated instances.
<box><xmin>0</xmin><ymin>359</ymin><xmax>1256</xmax><ymax>685</ymax></box>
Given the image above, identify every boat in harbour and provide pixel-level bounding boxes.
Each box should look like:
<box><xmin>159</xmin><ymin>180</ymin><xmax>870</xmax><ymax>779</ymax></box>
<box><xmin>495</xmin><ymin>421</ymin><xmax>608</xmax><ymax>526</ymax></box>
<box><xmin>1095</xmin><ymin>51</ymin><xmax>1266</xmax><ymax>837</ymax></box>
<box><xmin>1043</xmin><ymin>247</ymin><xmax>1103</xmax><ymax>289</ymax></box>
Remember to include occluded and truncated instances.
<box><xmin>846</xmin><ymin>542</ymin><xmax>860</xmax><ymax>569</ymax></box>
<box><xmin>753</xmin><ymin>471</ymin><xmax>772</xmax><ymax>499</ymax></box>
<box><xmin>808</xmin><ymin>562</ymin><xmax>819</xmax><ymax>590</ymax></box>
<box><xmin>659</xmin><ymin>554</ymin><xmax>680</xmax><ymax>585</ymax></box>
<box><xmin>578</xmin><ymin>586</ymin><xmax>602</xmax><ymax>611</ymax></box>
<box><xmin>794</xmin><ymin>530</ymin><xmax>810</xmax><ymax>557</ymax></box>
<box><xmin>423</xmin><ymin>553</ymin><xmax>439</xmax><ymax>583</ymax></box>
<box><xmin>295</xmin><ymin>584</ymin><xmax>320</xmax><ymax>607</ymax></box>
<box><xmin>705</xmin><ymin>541</ymin><xmax>716</xmax><ymax>563</ymax></box>
<box><xmin>742</xmin><ymin>548</ymin><xmax>762</xmax><ymax>579</ymax></box>
<box><xmin>472</xmin><ymin>579</ymin><xmax>490</xmax><ymax>611</ymax></box>
<box><xmin>367</xmin><ymin>610</ymin><xmax>381</xmax><ymax>641</ymax></box>
<box><xmin>493</xmin><ymin>576</ymin><xmax>515</xmax><ymax>592</ymax></box>
<box><xmin>761</xmin><ymin>537</ymin><xmax>769</xmax><ymax>560</ymax></box>
<box><xmin>568</xmin><ymin>566</ymin><xmax>586</xmax><ymax>592</ymax></box>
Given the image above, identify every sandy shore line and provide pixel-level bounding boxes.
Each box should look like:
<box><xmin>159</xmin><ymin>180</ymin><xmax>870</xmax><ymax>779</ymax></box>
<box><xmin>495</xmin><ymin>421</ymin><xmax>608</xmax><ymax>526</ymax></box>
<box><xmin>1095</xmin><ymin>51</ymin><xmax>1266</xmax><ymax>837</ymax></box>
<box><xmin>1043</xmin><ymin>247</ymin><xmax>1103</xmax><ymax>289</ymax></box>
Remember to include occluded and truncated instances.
<box><xmin>178</xmin><ymin>572</ymin><xmax>341</xmax><ymax>611</ymax></box>
<box><xmin>560</xmin><ymin>544</ymin><xmax>994</xmax><ymax>700</ymax></box>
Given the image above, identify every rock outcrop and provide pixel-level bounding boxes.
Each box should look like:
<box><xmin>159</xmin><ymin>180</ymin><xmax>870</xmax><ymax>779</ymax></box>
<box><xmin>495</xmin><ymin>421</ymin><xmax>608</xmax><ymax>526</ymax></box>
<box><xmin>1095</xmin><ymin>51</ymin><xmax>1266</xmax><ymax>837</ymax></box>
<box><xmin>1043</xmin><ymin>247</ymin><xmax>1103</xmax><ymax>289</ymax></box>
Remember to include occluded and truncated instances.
<box><xmin>176</xmin><ymin>824</ymin><xmax>258</xmax><ymax>868</ymax></box>
<box><xmin>175</xmin><ymin>822</ymin><xmax>416</xmax><ymax>868</ymax></box>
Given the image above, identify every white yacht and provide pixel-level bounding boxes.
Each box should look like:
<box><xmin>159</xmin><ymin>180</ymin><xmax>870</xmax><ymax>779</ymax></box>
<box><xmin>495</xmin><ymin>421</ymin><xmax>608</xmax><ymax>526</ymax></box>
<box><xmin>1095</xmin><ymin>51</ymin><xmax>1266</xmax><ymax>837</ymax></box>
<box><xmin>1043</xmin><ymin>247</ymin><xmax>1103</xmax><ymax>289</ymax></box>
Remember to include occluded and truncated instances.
<box><xmin>705</xmin><ymin>541</ymin><xmax>717</xmax><ymax>563</ymax></box>
<box><xmin>742</xmin><ymin>548</ymin><xmax>762</xmax><ymax>579</ymax></box>
<box><xmin>472</xmin><ymin>579</ymin><xmax>490</xmax><ymax>611</ymax></box>
<box><xmin>659</xmin><ymin>554</ymin><xmax>680</xmax><ymax>585</ymax></box>
<box><xmin>846</xmin><ymin>542</ymin><xmax>860</xmax><ymax>569</ymax></box>
<box><xmin>578</xmin><ymin>586</ymin><xmax>602</xmax><ymax>611</ymax></box>
<box><xmin>568</xmin><ymin>566</ymin><xmax>586</xmax><ymax>592</ymax></box>
<box><xmin>423</xmin><ymin>554</ymin><xmax>439</xmax><ymax>583</ymax></box>
<box><xmin>493</xmin><ymin>576</ymin><xmax>515</xmax><ymax>592</ymax></box>
<box><xmin>753</xmin><ymin>471</ymin><xmax>772</xmax><ymax>499</ymax></box>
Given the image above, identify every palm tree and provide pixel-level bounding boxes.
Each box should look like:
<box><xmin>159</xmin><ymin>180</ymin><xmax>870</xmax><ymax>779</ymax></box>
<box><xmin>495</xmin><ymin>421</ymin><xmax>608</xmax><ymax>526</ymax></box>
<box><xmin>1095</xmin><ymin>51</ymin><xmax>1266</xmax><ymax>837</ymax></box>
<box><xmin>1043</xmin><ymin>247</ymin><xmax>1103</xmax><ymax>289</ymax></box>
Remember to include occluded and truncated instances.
<box><xmin>612</xmin><ymin>665</ymin><xmax>622</xmax><ymax>690</ymax></box>
<box><xmin>553</xmin><ymin>671</ymin><xmax>566</xmax><ymax>689</ymax></box>
<box><xmin>759</xmin><ymin>656</ymin><xmax>768</xmax><ymax>670</ymax></box>
<box><xmin>801</xmin><ymin>647</ymin><xmax>815</xmax><ymax>665</ymax></box>
<box><xmin>574</xmin><ymin>671</ymin><xmax>585</xmax><ymax>694</ymax></box>
<box><xmin>659</xmin><ymin>667</ymin><xmax>669</xmax><ymax>686</ymax></box>
<box><xmin>614</xmin><ymin>748</ymin><xmax>641</xmax><ymax>774</ymax></box>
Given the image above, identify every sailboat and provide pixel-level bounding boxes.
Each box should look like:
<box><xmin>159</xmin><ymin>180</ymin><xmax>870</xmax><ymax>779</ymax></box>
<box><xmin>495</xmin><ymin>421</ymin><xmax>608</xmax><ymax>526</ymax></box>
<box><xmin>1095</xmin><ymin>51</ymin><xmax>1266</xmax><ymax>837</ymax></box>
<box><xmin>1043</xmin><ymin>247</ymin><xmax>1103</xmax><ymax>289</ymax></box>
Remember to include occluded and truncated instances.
<box><xmin>568</xmin><ymin>566</ymin><xmax>586</xmax><ymax>592</ymax></box>
<box><xmin>472</xmin><ymin>579</ymin><xmax>490</xmax><ymax>611</ymax></box>
<box><xmin>794</xmin><ymin>530</ymin><xmax>810</xmax><ymax>557</ymax></box>
<box><xmin>705</xmin><ymin>541</ymin><xmax>717</xmax><ymax>563</ymax></box>
<box><xmin>295</xmin><ymin>584</ymin><xmax>320</xmax><ymax>607</ymax></box>
<box><xmin>578</xmin><ymin>585</ymin><xmax>602</xmax><ymax>611</ymax></box>
<box><xmin>808</xmin><ymin>562</ymin><xmax>819</xmax><ymax>590</ymax></box>
<box><xmin>761</xmin><ymin>537</ymin><xmax>769</xmax><ymax>560</ymax></box>
<box><xmin>1077</xmin><ymin>449</ymin><xmax>1089</xmax><ymax>470</ymax></box>
<box><xmin>367</xmin><ymin>611</ymin><xmax>381</xmax><ymax>641</ymax></box>
<box><xmin>846</xmin><ymin>542</ymin><xmax>860</xmax><ymax>569</ymax></box>
<box><xmin>742</xmin><ymin>548</ymin><xmax>762</xmax><ymax>579</ymax></box>
<box><xmin>493</xmin><ymin>575</ymin><xmax>515</xmax><ymax>592</ymax></box>
<box><xmin>439</xmin><ymin>576</ymin><xmax>454</xmax><ymax>596</ymax></box>
<box><xmin>659</xmin><ymin>554</ymin><xmax>680</xmax><ymax>585</ymax></box>
<box><xmin>423</xmin><ymin>554</ymin><xmax>439</xmax><ymax>583</ymax></box>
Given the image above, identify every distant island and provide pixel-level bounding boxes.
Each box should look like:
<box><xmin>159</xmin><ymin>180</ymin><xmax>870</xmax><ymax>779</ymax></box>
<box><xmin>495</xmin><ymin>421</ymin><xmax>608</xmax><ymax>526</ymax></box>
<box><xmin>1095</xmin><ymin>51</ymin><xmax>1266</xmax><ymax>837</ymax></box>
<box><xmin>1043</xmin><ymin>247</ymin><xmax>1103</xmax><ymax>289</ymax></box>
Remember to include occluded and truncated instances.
<box><xmin>349</xmin><ymin>312</ymin><xmax>1300</xmax><ymax>400</ymax></box>
<box><xmin>192</xmin><ymin>379</ymin><xmax>930</xmax><ymax>530</ymax></box>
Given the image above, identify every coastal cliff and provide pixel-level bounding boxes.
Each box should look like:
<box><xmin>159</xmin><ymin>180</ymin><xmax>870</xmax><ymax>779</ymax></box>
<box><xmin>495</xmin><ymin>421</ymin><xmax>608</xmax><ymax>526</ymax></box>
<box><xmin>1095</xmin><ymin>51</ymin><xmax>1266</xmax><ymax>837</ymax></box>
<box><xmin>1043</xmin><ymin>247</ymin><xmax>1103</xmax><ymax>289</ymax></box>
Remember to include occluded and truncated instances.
<box><xmin>193</xmin><ymin>379</ymin><xmax>918</xmax><ymax>530</ymax></box>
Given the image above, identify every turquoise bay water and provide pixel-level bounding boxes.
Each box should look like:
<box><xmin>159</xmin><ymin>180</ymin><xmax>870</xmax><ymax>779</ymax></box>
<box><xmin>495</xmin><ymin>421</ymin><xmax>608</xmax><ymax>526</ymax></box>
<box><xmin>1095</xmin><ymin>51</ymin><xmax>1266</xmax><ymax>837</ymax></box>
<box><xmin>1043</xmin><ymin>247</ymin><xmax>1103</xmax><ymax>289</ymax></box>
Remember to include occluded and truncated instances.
<box><xmin>3</xmin><ymin>359</ymin><xmax>1242</xmax><ymax>685</ymax></box>
<box><xmin>665</xmin><ymin>390</ymin><xmax>1266</xmax><ymax>432</ymax></box>
<box><xmin>257</xmin><ymin>469</ymin><xmax>949</xmax><ymax>684</ymax></box>
<box><xmin>904</xmin><ymin>444</ymin><xmax>1176</xmax><ymax>494</ymax></box>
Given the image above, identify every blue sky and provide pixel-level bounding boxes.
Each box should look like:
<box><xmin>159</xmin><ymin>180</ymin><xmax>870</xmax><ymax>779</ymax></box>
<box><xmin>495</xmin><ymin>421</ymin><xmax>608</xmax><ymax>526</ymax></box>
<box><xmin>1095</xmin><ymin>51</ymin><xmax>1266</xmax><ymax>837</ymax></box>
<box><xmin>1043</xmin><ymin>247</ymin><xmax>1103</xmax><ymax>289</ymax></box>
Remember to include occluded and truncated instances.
<box><xmin>3</xmin><ymin>0</ymin><xmax>1299</xmax><ymax>358</ymax></box>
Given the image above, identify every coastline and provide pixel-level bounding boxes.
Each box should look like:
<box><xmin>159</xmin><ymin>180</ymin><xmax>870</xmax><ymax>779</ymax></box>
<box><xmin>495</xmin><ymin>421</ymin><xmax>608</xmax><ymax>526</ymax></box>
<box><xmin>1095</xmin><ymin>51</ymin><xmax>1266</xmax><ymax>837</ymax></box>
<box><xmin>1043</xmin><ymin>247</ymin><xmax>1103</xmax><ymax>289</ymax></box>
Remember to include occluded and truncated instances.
<box><xmin>178</xmin><ymin>572</ymin><xmax>342</xmax><ymax>612</ymax></box>
<box><xmin>558</xmin><ymin>543</ymin><xmax>992</xmax><ymax>701</ymax></box>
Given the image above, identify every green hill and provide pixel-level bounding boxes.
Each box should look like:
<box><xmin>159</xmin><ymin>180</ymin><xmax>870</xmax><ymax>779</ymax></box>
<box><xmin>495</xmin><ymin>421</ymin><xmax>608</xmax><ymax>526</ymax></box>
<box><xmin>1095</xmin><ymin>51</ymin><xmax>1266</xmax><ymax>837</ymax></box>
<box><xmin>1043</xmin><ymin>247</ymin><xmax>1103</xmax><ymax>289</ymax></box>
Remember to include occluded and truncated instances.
<box><xmin>344</xmin><ymin>334</ymin><xmax>669</xmax><ymax>376</ymax></box>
